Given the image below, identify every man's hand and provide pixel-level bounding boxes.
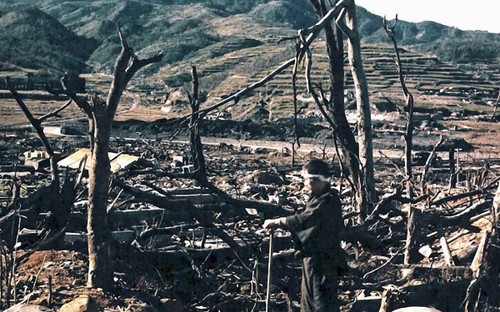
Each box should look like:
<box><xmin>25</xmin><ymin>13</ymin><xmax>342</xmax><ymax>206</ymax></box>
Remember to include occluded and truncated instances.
<box><xmin>263</xmin><ymin>217</ymin><xmax>285</xmax><ymax>232</ymax></box>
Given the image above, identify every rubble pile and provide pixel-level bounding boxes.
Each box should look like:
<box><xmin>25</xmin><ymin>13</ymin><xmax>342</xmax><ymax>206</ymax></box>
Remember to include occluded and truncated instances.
<box><xmin>0</xmin><ymin>118</ymin><xmax>499</xmax><ymax>311</ymax></box>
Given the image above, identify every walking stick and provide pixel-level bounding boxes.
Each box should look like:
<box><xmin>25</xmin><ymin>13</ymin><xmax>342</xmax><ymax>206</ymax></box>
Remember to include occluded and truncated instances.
<box><xmin>265</xmin><ymin>231</ymin><xmax>274</xmax><ymax>312</ymax></box>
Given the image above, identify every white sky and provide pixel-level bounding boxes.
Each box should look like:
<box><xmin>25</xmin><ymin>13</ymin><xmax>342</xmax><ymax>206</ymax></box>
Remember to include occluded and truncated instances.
<box><xmin>355</xmin><ymin>0</ymin><xmax>500</xmax><ymax>33</ymax></box>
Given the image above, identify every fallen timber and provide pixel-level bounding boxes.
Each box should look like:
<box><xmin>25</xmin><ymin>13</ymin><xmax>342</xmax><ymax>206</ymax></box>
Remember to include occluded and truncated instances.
<box><xmin>2</xmin><ymin>132</ymin><xmax>500</xmax><ymax>311</ymax></box>
<box><xmin>48</xmin><ymin>181</ymin><xmax>500</xmax><ymax>311</ymax></box>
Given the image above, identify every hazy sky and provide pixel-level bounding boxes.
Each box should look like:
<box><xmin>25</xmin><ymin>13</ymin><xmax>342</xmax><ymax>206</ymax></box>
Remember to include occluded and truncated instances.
<box><xmin>355</xmin><ymin>0</ymin><xmax>500</xmax><ymax>33</ymax></box>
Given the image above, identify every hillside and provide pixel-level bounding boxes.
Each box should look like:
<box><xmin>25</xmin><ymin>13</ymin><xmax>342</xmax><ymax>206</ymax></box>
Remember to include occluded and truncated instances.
<box><xmin>0</xmin><ymin>0</ymin><xmax>498</xmax><ymax>124</ymax></box>
<box><xmin>0</xmin><ymin>1</ymin><xmax>498</xmax><ymax>74</ymax></box>
<box><xmin>140</xmin><ymin>40</ymin><xmax>499</xmax><ymax>122</ymax></box>
<box><xmin>1</xmin><ymin>3</ymin><xmax>500</xmax><ymax>312</ymax></box>
<box><xmin>0</xmin><ymin>0</ymin><xmax>309</xmax><ymax>74</ymax></box>
<box><xmin>0</xmin><ymin>6</ymin><xmax>97</xmax><ymax>72</ymax></box>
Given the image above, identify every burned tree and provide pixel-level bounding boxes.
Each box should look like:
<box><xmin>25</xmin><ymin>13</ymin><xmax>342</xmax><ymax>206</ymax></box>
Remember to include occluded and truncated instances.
<box><xmin>6</xmin><ymin>79</ymin><xmax>77</xmax><ymax>245</ymax></box>
<box><xmin>187</xmin><ymin>66</ymin><xmax>207</xmax><ymax>181</ymax></box>
<box><xmin>83</xmin><ymin>30</ymin><xmax>162</xmax><ymax>289</ymax></box>
<box><xmin>57</xmin><ymin>27</ymin><xmax>163</xmax><ymax>289</ymax></box>
<box><xmin>383</xmin><ymin>16</ymin><xmax>415</xmax><ymax>184</ymax></box>
<box><xmin>305</xmin><ymin>0</ymin><xmax>372</xmax><ymax>217</ymax></box>
<box><xmin>383</xmin><ymin>16</ymin><xmax>418</xmax><ymax>264</ymax></box>
<box><xmin>343</xmin><ymin>1</ymin><xmax>376</xmax><ymax>204</ymax></box>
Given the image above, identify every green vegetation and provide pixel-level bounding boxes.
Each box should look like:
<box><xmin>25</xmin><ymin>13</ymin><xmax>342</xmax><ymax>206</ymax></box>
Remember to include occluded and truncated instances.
<box><xmin>250</xmin><ymin>0</ymin><xmax>316</xmax><ymax>29</ymax></box>
<box><xmin>207</xmin><ymin>38</ymin><xmax>263</xmax><ymax>58</ymax></box>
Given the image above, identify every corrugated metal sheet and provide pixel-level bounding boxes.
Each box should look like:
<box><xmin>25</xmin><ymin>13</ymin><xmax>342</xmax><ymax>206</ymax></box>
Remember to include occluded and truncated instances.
<box><xmin>58</xmin><ymin>148</ymin><xmax>139</xmax><ymax>173</ymax></box>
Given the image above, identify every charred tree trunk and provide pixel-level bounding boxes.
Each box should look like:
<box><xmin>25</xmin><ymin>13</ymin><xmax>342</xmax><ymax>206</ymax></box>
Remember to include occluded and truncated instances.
<box><xmin>308</xmin><ymin>0</ymin><xmax>367</xmax><ymax>217</ymax></box>
<box><xmin>448</xmin><ymin>148</ymin><xmax>457</xmax><ymax>190</ymax></box>
<box><xmin>384</xmin><ymin>17</ymin><xmax>418</xmax><ymax>264</ymax></box>
<box><xmin>189</xmin><ymin>66</ymin><xmax>207</xmax><ymax>182</ymax></box>
<box><xmin>86</xmin><ymin>103</ymin><xmax>113</xmax><ymax>289</ymax></box>
<box><xmin>344</xmin><ymin>2</ymin><xmax>376</xmax><ymax>207</ymax></box>
<box><xmin>59</xmin><ymin>28</ymin><xmax>163</xmax><ymax>289</ymax></box>
<box><xmin>403</xmin><ymin>207</ymin><xmax>421</xmax><ymax>264</ymax></box>
<box><xmin>383</xmin><ymin>17</ymin><xmax>414</xmax><ymax>183</ymax></box>
<box><xmin>324</xmin><ymin>12</ymin><xmax>362</xmax><ymax>210</ymax></box>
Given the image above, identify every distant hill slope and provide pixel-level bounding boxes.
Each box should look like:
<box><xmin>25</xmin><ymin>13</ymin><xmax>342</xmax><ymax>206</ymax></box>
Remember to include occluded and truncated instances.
<box><xmin>0</xmin><ymin>0</ymin><xmax>498</xmax><ymax>120</ymax></box>
<box><xmin>0</xmin><ymin>1</ymin><xmax>498</xmax><ymax>73</ymax></box>
<box><xmin>356</xmin><ymin>6</ymin><xmax>500</xmax><ymax>63</ymax></box>
<box><xmin>0</xmin><ymin>6</ymin><xmax>97</xmax><ymax>72</ymax></box>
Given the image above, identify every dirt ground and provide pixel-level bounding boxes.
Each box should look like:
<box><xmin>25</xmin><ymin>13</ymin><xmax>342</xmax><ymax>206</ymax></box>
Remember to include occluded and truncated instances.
<box><xmin>1</xmin><ymin>137</ymin><xmax>498</xmax><ymax>311</ymax></box>
<box><xmin>1</xmin><ymin>87</ymin><xmax>499</xmax><ymax>311</ymax></box>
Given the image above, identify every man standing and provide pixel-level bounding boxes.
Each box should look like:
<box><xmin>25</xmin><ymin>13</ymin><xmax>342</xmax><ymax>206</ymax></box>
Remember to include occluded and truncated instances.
<box><xmin>263</xmin><ymin>158</ymin><xmax>346</xmax><ymax>312</ymax></box>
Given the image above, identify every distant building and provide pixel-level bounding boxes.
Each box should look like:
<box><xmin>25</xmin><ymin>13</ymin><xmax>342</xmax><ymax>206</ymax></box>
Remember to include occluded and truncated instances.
<box><xmin>58</xmin><ymin>148</ymin><xmax>139</xmax><ymax>173</ymax></box>
<box><xmin>0</xmin><ymin>73</ymin><xmax>85</xmax><ymax>93</ymax></box>
<box><xmin>23</xmin><ymin>150</ymin><xmax>50</xmax><ymax>171</ymax></box>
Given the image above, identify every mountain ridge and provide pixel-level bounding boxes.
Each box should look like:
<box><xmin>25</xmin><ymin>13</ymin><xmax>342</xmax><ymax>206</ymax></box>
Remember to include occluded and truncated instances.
<box><xmin>0</xmin><ymin>0</ymin><xmax>498</xmax><ymax>117</ymax></box>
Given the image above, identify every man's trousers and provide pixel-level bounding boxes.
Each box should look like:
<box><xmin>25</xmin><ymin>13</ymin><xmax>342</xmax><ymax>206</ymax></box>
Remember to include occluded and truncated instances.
<box><xmin>301</xmin><ymin>256</ymin><xmax>340</xmax><ymax>312</ymax></box>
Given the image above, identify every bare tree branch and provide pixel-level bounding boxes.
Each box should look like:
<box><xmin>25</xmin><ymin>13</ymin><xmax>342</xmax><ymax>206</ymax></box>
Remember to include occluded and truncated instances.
<box><xmin>420</xmin><ymin>135</ymin><xmax>445</xmax><ymax>189</ymax></box>
<box><xmin>6</xmin><ymin>77</ymin><xmax>53</xmax><ymax>155</ymax></box>
<box><xmin>107</xmin><ymin>25</ymin><xmax>164</xmax><ymax>120</ymax></box>
<box><xmin>173</xmin><ymin>0</ymin><xmax>353</xmax><ymax>123</ymax></box>
<box><xmin>383</xmin><ymin>15</ymin><xmax>415</xmax><ymax>183</ymax></box>
<box><xmin>38</xmin><ymin>99</ymin><xmax>73</xmax><ymax>123</ymax></box>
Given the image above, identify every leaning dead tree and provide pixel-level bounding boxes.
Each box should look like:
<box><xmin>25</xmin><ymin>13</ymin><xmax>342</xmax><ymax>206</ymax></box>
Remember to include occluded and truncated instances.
<box><xmin>185</xmin><ymin>66</ymin><xmax>289</xmax><ymax>216</ymax></box>
<box><xmin>6</xmin><ymin>78</ymin><xmax>77</xmax><ymax>245</ymax></box>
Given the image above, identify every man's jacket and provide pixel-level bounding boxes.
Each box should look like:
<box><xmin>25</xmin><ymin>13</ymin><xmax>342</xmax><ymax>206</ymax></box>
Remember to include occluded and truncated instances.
<box><xmin>283</xmin><ymin>186</ymin><xmax>347</xmax><ymax>274</ymax></box>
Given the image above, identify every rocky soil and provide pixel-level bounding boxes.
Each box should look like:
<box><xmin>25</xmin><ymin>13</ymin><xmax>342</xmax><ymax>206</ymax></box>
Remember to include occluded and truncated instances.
<box><xmin>1</xmin><ymin>89</ymin><xmax>500</xmax><ymax>311</ymax></box>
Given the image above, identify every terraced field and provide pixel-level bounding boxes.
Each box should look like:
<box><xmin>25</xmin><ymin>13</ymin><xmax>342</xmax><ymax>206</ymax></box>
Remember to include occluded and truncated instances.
<box><xmin>1</xmin><ymin>41</ymin><xmax>498</xmax><ymax>133</ymax></box>
<box><xmin>168</xmin><ymin>41</ymin><xmax>496</xmax><ymax>122</ymax></box>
